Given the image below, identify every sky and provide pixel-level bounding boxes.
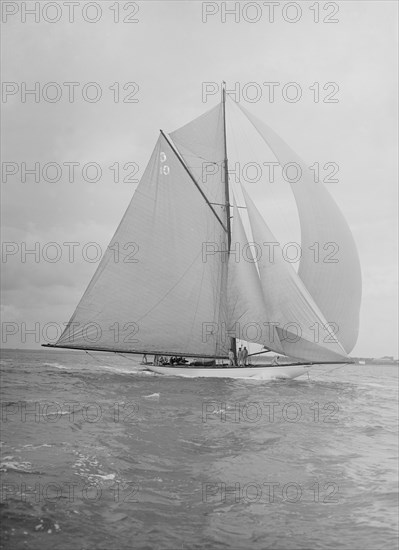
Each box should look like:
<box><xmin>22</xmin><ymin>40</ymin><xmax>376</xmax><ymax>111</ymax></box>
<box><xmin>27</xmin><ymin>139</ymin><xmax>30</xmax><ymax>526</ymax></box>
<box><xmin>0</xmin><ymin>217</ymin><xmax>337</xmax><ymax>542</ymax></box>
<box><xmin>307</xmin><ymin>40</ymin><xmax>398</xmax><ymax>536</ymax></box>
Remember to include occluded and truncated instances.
<box><xmin>1</xmin><ymin>0</ymin><xmax>398</xmax><ymax>358</ymax></box>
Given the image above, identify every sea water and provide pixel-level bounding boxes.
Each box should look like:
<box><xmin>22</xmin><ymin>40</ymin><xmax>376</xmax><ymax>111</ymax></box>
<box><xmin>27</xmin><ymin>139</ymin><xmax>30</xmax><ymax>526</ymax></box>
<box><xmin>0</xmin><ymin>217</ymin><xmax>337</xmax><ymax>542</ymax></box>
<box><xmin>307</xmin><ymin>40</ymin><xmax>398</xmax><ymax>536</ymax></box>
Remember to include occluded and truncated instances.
<box><xmin>0</xmin><ymin>349</ymin><xmax>398</xmax><ymax>550</ymax></box>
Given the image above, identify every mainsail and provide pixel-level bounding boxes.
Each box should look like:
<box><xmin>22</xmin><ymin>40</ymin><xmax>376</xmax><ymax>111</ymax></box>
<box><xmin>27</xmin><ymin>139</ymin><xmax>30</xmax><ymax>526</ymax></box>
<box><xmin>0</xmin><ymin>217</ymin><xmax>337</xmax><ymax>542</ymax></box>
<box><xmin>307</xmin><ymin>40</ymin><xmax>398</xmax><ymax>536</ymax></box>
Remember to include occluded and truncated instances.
<box><xmin>50</xmin><ymin>94</ymin><xmax>360</xmax><ymax>364</ymax></box>
<box><xmin>56</xmin><ymin>132</ymin><xmax>229</xmax><ymax>358</ymax></box>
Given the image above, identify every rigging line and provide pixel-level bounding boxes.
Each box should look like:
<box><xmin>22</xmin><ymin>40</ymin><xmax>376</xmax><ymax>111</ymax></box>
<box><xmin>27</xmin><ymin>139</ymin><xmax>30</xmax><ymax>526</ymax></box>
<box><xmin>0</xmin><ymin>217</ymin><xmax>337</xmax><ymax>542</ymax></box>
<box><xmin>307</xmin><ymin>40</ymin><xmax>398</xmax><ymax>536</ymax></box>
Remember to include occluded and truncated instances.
<box><xmin>175</xmin><ymin>150</ymin><xmax>222</xmax><ymax>165</ymax></box>
<box><xmin>160</xmin><ymin>130</ymin><xmax>227</xmax><ymax>233</ymax></box>
<box><xmin>116</xmin><ymin>353</ymin><xmax>138</xmax><ymax>362</ymax></box>
<box><xmin>84</xmin><ymin>349</ymin><xmax>112</xmax><ymax>365</ymax></box>
<box><xmin>316</xmin><ymin>362</ymin><xmax>351</xmax><ymax>376</ymax></box>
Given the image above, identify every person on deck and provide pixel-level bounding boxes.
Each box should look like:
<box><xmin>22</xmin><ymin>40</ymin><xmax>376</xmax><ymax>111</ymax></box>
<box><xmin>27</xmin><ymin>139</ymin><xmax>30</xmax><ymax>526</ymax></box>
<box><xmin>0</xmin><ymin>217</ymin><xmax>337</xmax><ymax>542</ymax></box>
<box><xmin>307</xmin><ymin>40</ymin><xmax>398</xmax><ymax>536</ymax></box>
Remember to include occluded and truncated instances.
<box><xmin>228</xmin><ymin>349</ymin><xmax>235</xmax><ymax>366</ymax></box>
<box><xmin>243</xmin><ymin>347</ymin><xmax>249</xmax><ymax>366</ymax></box>
<box><xmin>271</xmin><ymin>355</ymin><xmax>280</xmax><ymax>365</ymax></box>
<box><xmin>142</xmin><ymin>354</ymin><xmax>148</xmax><ymax>364</ymax></box>
<box><xmin>237</xmin><ymin>347</ymin><xmax>243</xmax><ymax>366</ymax></box>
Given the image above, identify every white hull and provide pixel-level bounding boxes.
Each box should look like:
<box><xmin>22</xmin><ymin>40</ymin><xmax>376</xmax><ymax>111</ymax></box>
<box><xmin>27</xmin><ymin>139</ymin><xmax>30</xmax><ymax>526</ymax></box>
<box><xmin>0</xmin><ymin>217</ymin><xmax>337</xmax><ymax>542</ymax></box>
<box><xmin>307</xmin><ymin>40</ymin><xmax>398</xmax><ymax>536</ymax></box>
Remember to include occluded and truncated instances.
<box><xmin>145</xmin><ymin>364</ymin><xmax>310</xmax><ymax>380</ymax></box>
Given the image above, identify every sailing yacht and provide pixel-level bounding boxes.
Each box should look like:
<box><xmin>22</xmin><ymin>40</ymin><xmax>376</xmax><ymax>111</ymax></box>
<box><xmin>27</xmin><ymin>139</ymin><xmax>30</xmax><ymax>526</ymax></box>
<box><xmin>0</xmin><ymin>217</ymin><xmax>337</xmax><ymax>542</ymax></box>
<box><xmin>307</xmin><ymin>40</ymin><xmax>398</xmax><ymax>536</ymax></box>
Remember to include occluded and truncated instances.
<box><xmin>43</xmin><ymin>84</ymin><xmax>361</xmax><ymax>380</ymax></box>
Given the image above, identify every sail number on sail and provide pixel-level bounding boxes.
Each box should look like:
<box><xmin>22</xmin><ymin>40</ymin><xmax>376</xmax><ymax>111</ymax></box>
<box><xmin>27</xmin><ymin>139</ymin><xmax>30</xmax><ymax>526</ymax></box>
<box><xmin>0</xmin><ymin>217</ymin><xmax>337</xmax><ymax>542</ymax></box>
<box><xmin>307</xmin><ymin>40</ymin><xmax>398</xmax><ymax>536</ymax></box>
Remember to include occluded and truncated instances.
<box><xmin>160</xmin><ymin>152</ymin><xmax>170</xmax><ymax>175</ymax></box>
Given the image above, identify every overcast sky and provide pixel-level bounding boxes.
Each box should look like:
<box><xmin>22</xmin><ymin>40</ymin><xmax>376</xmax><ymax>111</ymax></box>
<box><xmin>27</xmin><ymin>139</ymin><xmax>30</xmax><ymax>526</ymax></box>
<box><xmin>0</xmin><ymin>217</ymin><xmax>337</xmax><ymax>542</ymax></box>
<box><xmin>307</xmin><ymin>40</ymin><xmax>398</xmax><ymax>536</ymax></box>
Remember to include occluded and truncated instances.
<box><xmin>1</xmin><ymin>1</ymin><xmax>398</xmax><ymax>357</ymax></box>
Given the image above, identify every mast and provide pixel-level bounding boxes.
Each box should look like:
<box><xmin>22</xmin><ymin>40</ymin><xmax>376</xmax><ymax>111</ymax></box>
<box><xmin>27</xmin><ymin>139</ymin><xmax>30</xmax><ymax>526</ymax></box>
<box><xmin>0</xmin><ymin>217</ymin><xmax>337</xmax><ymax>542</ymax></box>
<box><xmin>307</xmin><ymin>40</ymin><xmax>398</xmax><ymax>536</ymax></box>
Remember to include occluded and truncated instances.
<box><xmin>222</xmin><ymin>82</ymin><xmax>232</xmax><ymax>248</ymax></box>
<box><xmin>222</xmin><ymin>81</ymin><xmax>237</xmax><ymax>360</ymax></box>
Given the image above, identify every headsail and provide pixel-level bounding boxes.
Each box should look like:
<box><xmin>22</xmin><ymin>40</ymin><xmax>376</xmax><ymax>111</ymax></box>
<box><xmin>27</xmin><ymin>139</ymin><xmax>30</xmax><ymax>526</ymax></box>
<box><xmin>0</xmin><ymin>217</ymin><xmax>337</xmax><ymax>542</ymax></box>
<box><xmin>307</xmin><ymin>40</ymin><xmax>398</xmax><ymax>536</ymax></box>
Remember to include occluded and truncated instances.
<box><xmin>227</xmin><ymin>199</ymin><xmax>284</xmax><ymax>353</ymax></box>
<box><xmin>55</xmin><ymin>133</ymin><xmax>229</xmax><ymax>358</ymax></box>
<box><xmin>242</xmin><ymin>187</ymin><xmax>349</xmax><ymax>363</ymax></box>
<box><xmin>237</xmin><ymin>104</ymin><xmax>361</xmax><ymax>353</ymax></box>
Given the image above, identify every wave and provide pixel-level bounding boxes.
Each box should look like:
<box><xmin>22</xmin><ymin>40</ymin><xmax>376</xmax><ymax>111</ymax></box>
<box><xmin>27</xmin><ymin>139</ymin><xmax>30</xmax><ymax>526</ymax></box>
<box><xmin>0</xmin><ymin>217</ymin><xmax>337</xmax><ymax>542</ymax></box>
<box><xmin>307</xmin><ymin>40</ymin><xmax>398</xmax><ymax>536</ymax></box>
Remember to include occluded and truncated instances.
<box><xmin>0</xmin><ymin>457</ymin><xmax>44</xmax><ymax>475</ymax></box>
<box><xmin>43</xmin><ymin>362</ymin><xmax>69</xmax><ymax>369</ymax></box>
<box><xmin>144</xmin><ymin>393</ymin><xmax>160</xmax><ymax>400</ymax></box>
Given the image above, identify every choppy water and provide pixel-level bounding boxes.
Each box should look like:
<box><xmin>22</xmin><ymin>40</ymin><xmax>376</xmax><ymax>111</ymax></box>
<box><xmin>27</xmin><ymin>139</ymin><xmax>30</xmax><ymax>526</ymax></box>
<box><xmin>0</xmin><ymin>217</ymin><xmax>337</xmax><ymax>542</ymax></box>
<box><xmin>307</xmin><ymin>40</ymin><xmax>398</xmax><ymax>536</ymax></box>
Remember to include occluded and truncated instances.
<box><xmin>0</xmin><ymin>349</ymin><xmax>398</xmax><ymax>550</ymax></box>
